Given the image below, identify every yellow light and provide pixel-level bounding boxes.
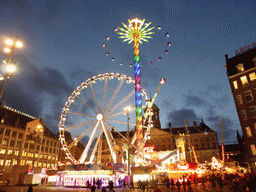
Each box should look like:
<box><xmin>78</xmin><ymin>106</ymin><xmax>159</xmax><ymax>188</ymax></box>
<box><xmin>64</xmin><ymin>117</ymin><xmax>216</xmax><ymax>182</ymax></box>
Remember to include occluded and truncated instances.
<box><xmin>125</xmin><ymin>105</ymin><xmax>132</xmax><ymax>112</ymax></box>
<box><xmin>6</xmin><ymin>39</ymin><xmax>13</xmax><ymax>46</ymax></box>
<box><xmin>16</xmin><ymin>41</ymin><xmax>23</xmax><ymax>48</ymax></box>
<box><xmin>4</xmin><ymin>48</ymin><xmax>11</xmax><ymax>53</ymax></box>
<box><xmin>6</xmin><ymin>64</ymin><xmax>16</xmax><ymax>73</ymax></box>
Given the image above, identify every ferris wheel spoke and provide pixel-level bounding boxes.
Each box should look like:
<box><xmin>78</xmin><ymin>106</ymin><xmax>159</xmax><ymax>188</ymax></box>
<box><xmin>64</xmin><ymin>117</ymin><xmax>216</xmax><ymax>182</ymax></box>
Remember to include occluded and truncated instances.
<box><xmin>106</xmin><ymin>118</ymin><xmax>149</xmax><ymax>129</ymax></box>
<box><xmin>101</xmin><ymin>120</ymin><xmax>117</xmax><ymax>163</ymax></box>
<box><xmin>65</xmin><ymin>119</ymin><xmax>97</xmax><ymax>131</ymax></box>
<box><xmin>79</xmin><ymin>121</ymin><xmax>101</xmax><ymax>163</ymax></box>
<box><xmin>77</xmin><ymin>96</ymin><xmax>98</xmax><ymax>115</ymax></box>
<box><xmin>104</xmin><ymin>78</ymin><xmax>125</xmax><ymax>115</ymax></box>
<box><xmin>89</xmin><ymin>84</ymin><xmax>102</xmax><ymax>113</ymax></box>
<box><xmin>67</xmin><ymin>122</ymin><xmax>97</xmax><ymax>149</ymax></box>
<box><xmin>102</xmin><ymin>77</ymin><xmax>108</xmax><ymax>112</ymax></box>
<box><xmin>89</xmin><ymin>127</ymin><xmax>103</xmax><ymax>163</ymax></box>
<box><xmin>105</xmin><ymin>121</ymin><xmax>137</xmax><ymax>148</ymax></box>
<box><xmin>105</xmin><ymin>89</ymin><xmax>135</xmax><ymax>116</ymax></box>
<box><xmin>67</xmin><ymin>111</ymin><xmax>95</xmax><ymax>118</ymax></box>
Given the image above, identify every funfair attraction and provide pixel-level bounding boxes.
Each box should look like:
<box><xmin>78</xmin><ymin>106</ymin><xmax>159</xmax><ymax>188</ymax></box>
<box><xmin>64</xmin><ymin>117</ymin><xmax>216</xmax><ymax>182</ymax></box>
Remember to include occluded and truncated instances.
<box><xmin>47</xmin><ymin>18</ymin><xmax>242</xmax><ymax>187</ymax></box>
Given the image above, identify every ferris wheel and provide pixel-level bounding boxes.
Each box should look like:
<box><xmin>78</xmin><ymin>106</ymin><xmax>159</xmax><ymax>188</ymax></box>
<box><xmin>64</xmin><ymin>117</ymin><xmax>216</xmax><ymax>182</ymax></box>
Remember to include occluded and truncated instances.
<box><xmin>59</xmin><ymin>73</ymin><xmax>151</xmax><ymax>164</ymax></box>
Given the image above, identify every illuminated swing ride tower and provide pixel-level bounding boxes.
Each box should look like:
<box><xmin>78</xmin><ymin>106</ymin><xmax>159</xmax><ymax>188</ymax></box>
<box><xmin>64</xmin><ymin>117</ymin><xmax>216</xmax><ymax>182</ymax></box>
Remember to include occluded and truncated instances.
<box><xmin>116</xmin><ymin>18</ymin><xmax>155</xmax><ymax>159</ymax></box>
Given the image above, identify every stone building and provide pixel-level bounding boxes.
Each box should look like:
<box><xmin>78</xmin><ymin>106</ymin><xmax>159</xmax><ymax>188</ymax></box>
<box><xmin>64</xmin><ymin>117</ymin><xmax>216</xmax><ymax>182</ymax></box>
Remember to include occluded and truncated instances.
<box><xmin>225</xmin><ymin>44</ymin><xmax>256</xmax><ymax>172</ymax></box>
<box><xmin>0</xmin><ymin>103</ymin><xmax>60</xmax><ymax>185</ymax></box>
<box><xmin>95</xmin><ymin>103</ymin><xmax>219</xmax><ymax>164</ymax></box>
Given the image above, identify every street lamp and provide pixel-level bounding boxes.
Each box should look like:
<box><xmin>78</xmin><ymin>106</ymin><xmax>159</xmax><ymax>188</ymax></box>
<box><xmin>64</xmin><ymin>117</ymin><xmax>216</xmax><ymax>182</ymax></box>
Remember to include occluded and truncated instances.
<box><xmin>124</xmin><ymin>105</ymin><xmax>132</xmax><ymax>187</ymax></box>
<box><xmin>0</xmin><ymin>37</ymin><xmax>23</xmax><ymax>100</ymax></box>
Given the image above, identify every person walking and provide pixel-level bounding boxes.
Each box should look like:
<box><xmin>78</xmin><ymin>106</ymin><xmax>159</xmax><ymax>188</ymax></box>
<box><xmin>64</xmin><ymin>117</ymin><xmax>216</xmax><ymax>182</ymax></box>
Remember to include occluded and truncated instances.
<box><xmin>187</xmin><ymin>180</ymin><xmax>193</xmax><ymax>192</ymax></box>
<box><xmin>182</xmin><ymin>179</ymin><xmax>187</xmax><ymax>192</ymax></box>
<box><xmin>171</xmin><ymin>178</ymin><xmax>175</xmax><ymax>189</ymax></box>
<box><xmin>176</xmin><ymin>180</ymin><xmax>181</xmax><ymax>192</ymax></box>
<box><xmin>27</xmin><ymin>184</ymin><xmax>33</xmax><ymax>192</ymax></box>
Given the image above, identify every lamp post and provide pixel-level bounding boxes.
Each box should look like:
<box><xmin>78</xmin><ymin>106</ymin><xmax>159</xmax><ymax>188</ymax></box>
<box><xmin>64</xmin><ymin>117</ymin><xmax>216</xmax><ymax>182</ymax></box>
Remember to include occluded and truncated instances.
<box><xmin>124</xmin><ymin>105</ymin><xmax>132</xmax><ymax>187</ymax></box>
<box><xmin>0</xmin><ymin>37</ymin><xmax>23</xmax><ymax>100</ymax></box>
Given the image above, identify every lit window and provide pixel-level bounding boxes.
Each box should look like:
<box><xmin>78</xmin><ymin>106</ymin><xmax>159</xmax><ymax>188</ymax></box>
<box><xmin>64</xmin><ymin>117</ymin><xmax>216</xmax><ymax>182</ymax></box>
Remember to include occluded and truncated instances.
<box><xmin>237</xmin><ymin>95</ymin><xmax>243</xmax><ymax>104</ymax></box>
<box><xmin>0</xmin><ymin>159</ymin><xmax>4</xmax><ymax>165</ymax></box>
<box><xmin>249</xmin><ymin>72</ymin><xmax>256</xmax><ymax>81</ymax></box>
<box><xmin>7</xmin><ymin>150</ymin><xmax>13</xmax><ymax>155</ymax></box>
<box><xmin>44</xmin><ymin>155</ymin><xmax>47</xmax><ymax>159</ymax></box>
<box><xmin>5</xmin><ymin>160</ymin><xmax>11</xmax><ymax>166</ymax></box>
<box><xmin>233</xmin><ymin>81</ymin><xmax>238</xmax><ymax>89</ymax></box>
<box><xmin>0</xmin><ymin>149</ymin><xmax>6</xmax><ymax>154</ymax></box>
<box><xmin>236</xmin><ymin>64</ymin><xmax>244</xmax><ymax>72</ymax></box>
<box><xmin>48</xmin><ymin>156</ymin><xmax>51</xmax><ymax>160</ymax></box>
<box><xmin>15</xmin><ymin>151</ymin><xmax>19</xmax><ymax>156</ymax></box>
<box><xmin>249</xmin><ymin>106</ymin><xmax>256</xmax><ymax>118</ymax></box>
<box><xmin>241</xmin><ymin>110</ymin><xmax>247</xmax><ymax>120</ymax></box>
<box><xmin>2</xmin><ymin>139</ymin><xmax>7</xmax><ymax>145</ymax></box>
<box><xmin>43</xmin><ymin>163</ymin><xmax>46</xmax><ymax>168</ymax></box>
<box><xmin>245</xmin><ymin>90</ymin><xmax>253</xmax><ymax>102</ymax></box>
<box><xmin>12</xmin><ymin>159</ymin><xmax>17</xmax><ymax>165</ymax></box>
<box><xmin>35</xmin><ymin>154</ymin><xmax>38</xmax><ymax>158</ymax></box>
<box><xmin>47</xmin><ymin>163</ymin><xmax>50</xmax><ymax>168</ymax></box>
<box><xmin>240</xmin><ymin>76</ymin><xmax>249</xmax><ymax>86</ymax></box>
<box><xmin>1</xmin><ymin>119</ymin><xmax>4</xmax><ymax>123</ymax></box>
<box><xmin>250</xmin><ymin>144</ymin><xmax>256</xmax><ymax>155</ymax></box>
<box><xmin>40</xmin><ymin>155</ymin><xmax>43</xmax><ymax>159</ymax></box>
<box><xmin>38</xmin><ymin>162</ymin><xmax>42</xmax><ymax>167</ymax></box>
<box><xmin>28</xmin><ymin>153</ymin><xmax>33</xmax><ymax>157</ymax></box>
<box><xmin>246</xmin><ymin>127</ymin><xmax>252</xmax><ymax>137</ymax></box>
<box><xmin>20</xmin><ymin>160</ymin><xmax>25</xmax><ymax>166</ymax></box>
<box><xmin>34</xmin><ymin>161</ymin><xmax>37</xmax><ymax>167</ymax></box>
<box><xmin>22</xmin><ymin>151</ymin><xmax>27</xmax><ymax>156</ymax></box>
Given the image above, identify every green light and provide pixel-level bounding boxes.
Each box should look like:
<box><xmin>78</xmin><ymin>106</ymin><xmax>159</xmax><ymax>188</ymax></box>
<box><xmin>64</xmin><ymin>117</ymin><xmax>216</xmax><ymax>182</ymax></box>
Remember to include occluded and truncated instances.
<box><xmin>134</xmin><ymin>56</ymin><xmax>140</xmax><ymax>62</ymax></box>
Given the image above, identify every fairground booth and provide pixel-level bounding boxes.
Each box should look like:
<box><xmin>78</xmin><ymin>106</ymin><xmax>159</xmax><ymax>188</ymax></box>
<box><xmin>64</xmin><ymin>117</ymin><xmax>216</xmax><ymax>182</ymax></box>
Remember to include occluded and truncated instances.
<box><xmin>56</xmin><ymin>163</ymin><xmax>127</xmax><ymax>187</ymax></box>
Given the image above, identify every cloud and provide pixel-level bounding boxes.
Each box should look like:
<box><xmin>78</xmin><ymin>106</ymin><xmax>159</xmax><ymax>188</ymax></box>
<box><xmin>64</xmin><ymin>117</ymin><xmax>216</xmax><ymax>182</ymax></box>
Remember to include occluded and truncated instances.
<box><xmin>168</xmin><ymin>108</ymin><xmax>201</xmax><ymax>127</ymax></box>
<box><xmin>183</xmin><ymin>95</ymin><xmax>206</xmax><ymax>107</ymax></box>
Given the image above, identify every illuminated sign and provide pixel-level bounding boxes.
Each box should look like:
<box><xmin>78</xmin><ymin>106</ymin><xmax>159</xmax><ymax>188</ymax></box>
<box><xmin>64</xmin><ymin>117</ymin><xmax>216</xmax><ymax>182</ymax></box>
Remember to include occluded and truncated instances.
<box><xmin>144</xmin><ymin>146</ymin><xmax>154</xmax><ymax>153</ymax></box>
<box><xmin>177</xmin><ymin>163</ymin><xmax>189</xmax><ymax>170</ymax></box>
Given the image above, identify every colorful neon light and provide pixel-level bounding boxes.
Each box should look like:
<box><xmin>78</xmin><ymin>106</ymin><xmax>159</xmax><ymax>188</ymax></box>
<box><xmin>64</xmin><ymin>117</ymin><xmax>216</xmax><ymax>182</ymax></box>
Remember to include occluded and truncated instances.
<box><xmin>117</xmin><ymin>18</ymin><xmax>155</xmax><ymax>158</ymax></box>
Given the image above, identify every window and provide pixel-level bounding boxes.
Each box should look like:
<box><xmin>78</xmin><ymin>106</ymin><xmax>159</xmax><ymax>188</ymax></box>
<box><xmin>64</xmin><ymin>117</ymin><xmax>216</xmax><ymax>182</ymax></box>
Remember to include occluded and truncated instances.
<box><xmin>15</xmin><ymin>151</ymin><xmax>19</xmax><ymax>156</ymax></box>
<box><xmin>36</xmin><ymin>145</ymin><xmax>40</xmax><ymax>150</ymax></box>
<box><xmin>7</xmin><ymin>150</ymin><xmax>13</xmax><ymax>155</ymax></box>
<box><xmin>48</xmin><ymin>156</ymin><xmax>51</xmax><ymax>160</ymax></box>
<box><xmin>22</xmin><ymin>151</ymin><xmax>27</xmax><ymax>156</ymax></box>
<box><xmin>45</xmin><ymin>147</ymin><xmax>48</xmax><ymax>152</ymax></box>
<box><xmin>5</xmin><ymin>160</ymin><xmax>11</xmax><ymax>166</ymax></box>
<box><xmin>53</xmin><ymin>149</ymin><xmax>56</xmax><ymax>153</ymax></box>
<box><xmin>49</xmin><ymin>148</ymin><xmax>52</xmax><ymax>153</ymax></box>
<box><xmin>41</xmin><ymin>146</ymin><xmax>44</xmax><ymax>152</ymax></box>
<box><xmin>16</xmin><ymin>141</ymin><xmax>21</xmax><ymax>147</ymax></box>
<box><xmin>250</xmin><ymin>144</ymin><xmax>256</xmax><ymax>155</ymax></box>
<box><xmin>249</xmin><ymin>106</ymin><xmax>256</xmax><ymax>118</ymax></box>
<box><xmin>54</xmin><ymin>142</ymin><xmax>56</xmax><ymax>147</ymax></box>
<box><xmin>46</xmin><ymin>140</ymin><xmax>49</xmax><ymax>145</ymax></box>
<box><xmin>1</xmin><ymin>119</ymin><xmax>4</xmax><ymax>124</ymax></box>
<box><xmin>2</xmin><ymin>139</ymin><xmax>8</xmax><ymax>145</ymax></box>
<box><xmin>12</xmin><ymin>131</ymin><xmax>17</xmax><ymax>137</ymax></box>
<box><xmin>29</xmin><ymin>144</ymin><xmax>35</xmax><ymax>150</ymax></box>
<box><xmin>10</xmin><ymin>140</ymin><xmax>15</xmax><ymax>146</ymax></box>
<box><xmin>245</xmin><ymin>90</ymin><xmax>253</xmax><ymax>102</ymax></box>
<box><xmin>249</xmin><ymin>72</ymin><xmax>256</xmax><ymax>81</ymax></box>
<box><xmin>233</xmin><ymin>81</ymin><xmax>238</xmax><ymax>89</ymax></box>
<box><xmin>28</xmin><ymin>153</ymin><xmax>33</xmax><ymax>157</ymax></box>
<box><xmin>236</xmin><ymin>64</ymin><xmax>244</xmax><ymax>72</ymax></box>
<box><xmin>20</xmin><ymin>160</ymin><xmax>25</xmax><ymax>166</ymax></box>
<box><xmin>237</xmin><ymin>95</ymin><xmax>243</xmax><ymax>104</ymax></box>
<box><xmin>5</xmin><ymin>129</ymin><xmax>10</xmax><ymax>136</ymax></box>
<box><xmin>18</xmin><ymin>133</ymin><xmax>23</xmax><ymax>139</ymax></box>
<box><xmin>24</xmin><ymin>143</ymin><xmax>28</xmax><ymax>148</ymax></box>
<box><xmin>241</xmin><ymin>76</ymin><xmax>249</xmax><ymax>86</ymax></box>
<box><xmin>246</xmin><ymin>127</ymin><xmax>252</xmax><ymax>137</ymax></box>
<box><xmin>42</xmin><ymin>139</ymin><xmax>45</xmax><ymax>144</ymax></box>
<box><xmin>0</xmin><ymin>159</ymin><xmax>4</xmax><ymax>165</ymax></box>
<box><xmin>0</xmin><ymin>149</ymin><xmax>6</xmax><ymax>154</ymax></box>
<box><xmin>241</xmin><ymin>110</ymin><xmax>247</xmax><ymax>120</ymax></box>
<box><xmin>35</xmin><ymin>154</ymin><xmax>38</xmax><ymax>158</ymax></box>
<box><xmin>0</xmin><ymin>128</ymin><xmax>3</xmax><ymax>134</ymax></box>
<box><xmin>50</xmin><ymin>141</ymin><xmax>53</xmax><ymax>146</ymax></box>
<box><xmin>38</xmin><ymin>162</ymin><xmax>42</xmax><ymax>167</ymax></box>
<box><xmin>13</xmin><ymin>159</ymin><xmax>17</xmax><ymax>165</ymax></box>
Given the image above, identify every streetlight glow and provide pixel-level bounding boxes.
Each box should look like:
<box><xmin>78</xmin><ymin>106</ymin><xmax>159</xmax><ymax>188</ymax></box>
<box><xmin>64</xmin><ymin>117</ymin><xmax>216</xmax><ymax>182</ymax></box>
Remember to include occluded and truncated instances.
<box><xmin>5</xmin><ymin>39</ymin><xmax>13</xmax><ymax>46</ymax></box>
<box><xmin>16</xmin><ymin>41</ymin><xmax>23</xmax><ymax>48</ymax></box>
<box><xmin>4</xmin><ymin>48</ymin><xmax>11</xmax><ymax>53</ymax></box>
<box><xmin>6</xmin><ymin>64</ymin><xmax>16</xmax><ymax>73</ymax></box>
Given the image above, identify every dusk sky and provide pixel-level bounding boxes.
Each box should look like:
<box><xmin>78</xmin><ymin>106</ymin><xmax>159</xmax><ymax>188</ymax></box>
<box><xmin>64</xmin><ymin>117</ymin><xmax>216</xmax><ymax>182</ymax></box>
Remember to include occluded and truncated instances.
<box><xmin>0</xmin><ymin>0</ymin><xmax>255</xmax><ymax>144</ymax></box>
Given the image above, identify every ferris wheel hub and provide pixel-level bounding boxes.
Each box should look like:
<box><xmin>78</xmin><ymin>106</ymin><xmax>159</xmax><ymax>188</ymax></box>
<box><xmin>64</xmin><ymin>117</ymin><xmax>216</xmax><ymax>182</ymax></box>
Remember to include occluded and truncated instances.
<box><xmin>96</xmin><ymin>114</ymin><xmax>103</xmax><ymax>121</ymax></box>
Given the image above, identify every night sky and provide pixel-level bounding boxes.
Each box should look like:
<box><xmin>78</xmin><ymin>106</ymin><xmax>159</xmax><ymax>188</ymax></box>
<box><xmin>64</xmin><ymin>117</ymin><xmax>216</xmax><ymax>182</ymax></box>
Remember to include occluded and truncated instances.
<box><xmin>0</xmin><ymin>0</ymin><xmax>255</xmax><ymax>144</ymax></box>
